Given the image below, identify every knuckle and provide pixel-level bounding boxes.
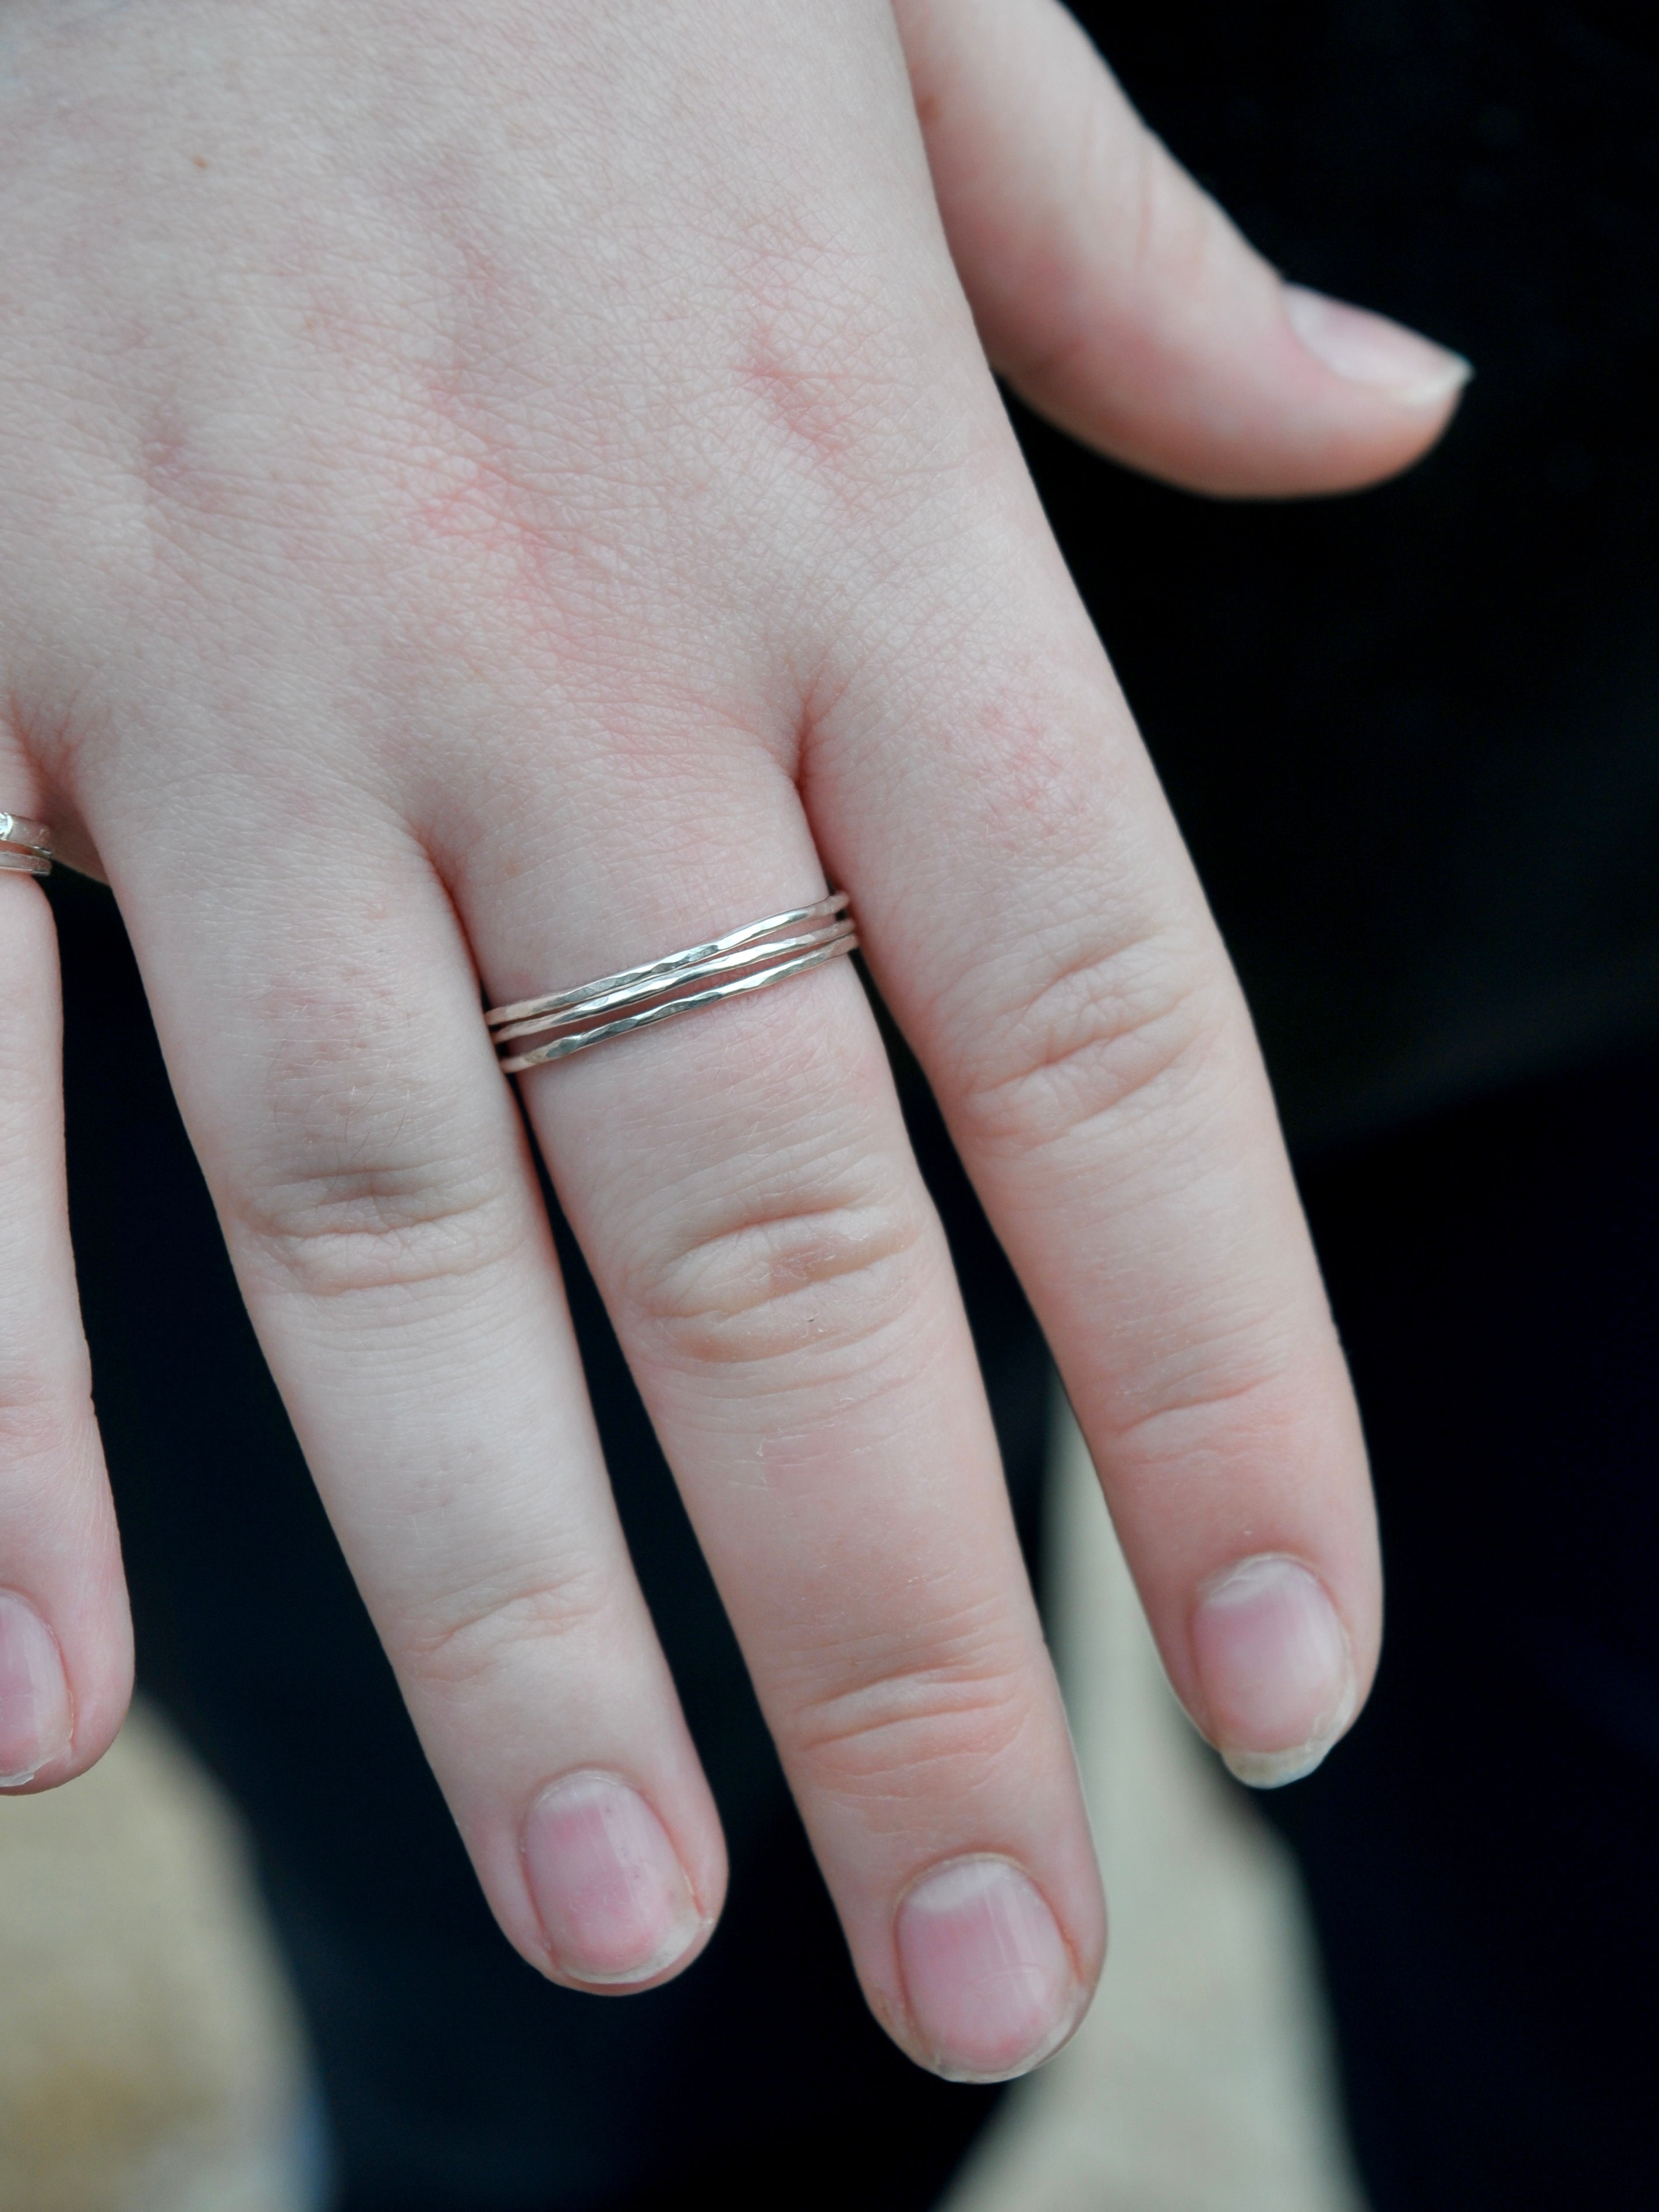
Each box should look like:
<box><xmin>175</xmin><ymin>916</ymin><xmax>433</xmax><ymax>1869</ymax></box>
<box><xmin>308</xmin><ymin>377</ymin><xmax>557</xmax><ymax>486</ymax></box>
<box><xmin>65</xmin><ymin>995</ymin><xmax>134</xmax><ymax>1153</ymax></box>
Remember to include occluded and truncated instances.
<box><xmin>958</xmin><ymin>927</ymin><xmax>1230</xmax><ymax>1159</ymax></box>
<box><xmin>237</xmin><ymin>1155</ymin><xmax>523</xmax><ymax>1303</ymax></box>
<box><xmin>781</xmin><ymin>1615</ymin><xmax>1036</xmax><ymax>1816</ymax></box>
<box><xmin>230</xmin><ymin>985</ymin><xmax>526</xmax><ymax>1302</ymax></box>
<box><xmin>729</xmin><ymin>234</ymin><xmax>916</xmax><ymax>484</ymax></box>
<box><xmin>623</xmin><ymin>1180</ymin><xmax>927</xmax><ymax>1375</ymax></box>
<box><xmin>1106</xmin><ymin>1313</ymin><xmax>1307</xmax><ymax>1462</ymax></box>
<box><xmin>396</xmin><ymin>1571</ymin><xmax>617</xmax><ymax>1696</ymax></box>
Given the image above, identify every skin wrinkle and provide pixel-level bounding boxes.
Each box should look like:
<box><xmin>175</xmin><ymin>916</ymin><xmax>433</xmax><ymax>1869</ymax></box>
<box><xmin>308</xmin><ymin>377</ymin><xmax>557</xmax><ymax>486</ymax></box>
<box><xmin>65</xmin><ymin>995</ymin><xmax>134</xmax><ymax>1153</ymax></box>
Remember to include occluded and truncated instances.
<box><xmin>395</xmin><ymin>1574</ymin><xmax>622</xmax><ymax>1694</ymax></box>
<box><xmin>786</xmin><ymin>1675</ymin><xmax>1037</xmax><ymax>1802</ymax></box>
<box><xmin>0</xmin><ymin>1447</ymin><xmax>110</xmax><ymax>1569</ymax></box>
<box><xmin>1076</xmin><ymin>1221</ymin><xmax>1307</xmax><ymax>1387</ymax></box>
<box><xmin>627</xmin><ymin>1190</ymin><xmax>927</xmax><ymax>1368</ymax></box>
<box><xmin>954</xmin><ymin>935</ymin><xmax>1222</xmax><ymax>1155</ymax></box>
<box><xmin>765</xmin><ymin>1611</ymin><xmax>1048</xmax><ymax>1819</ymax></box>
<box><xmin>233</xmin><ymin>1124</ymin><xmax>525</xmax><ymax>1294</ymax></box>
<box><xmin>1100</xmin><ymin>1334</ymin><xmax>1308</xmax><ymax>1460</ymax></box>
<box><xmin>640</xmin><ymin>1272</ymin><xmax>950</xmax><ymax>1414</ymax></box>
<box><xmin>239</xmin><ymin>1179</ymin><xmax>530</xmax><ymax>1305</ymax></box>
<box><xmin>1018</xmin><ymin>1208</ymin><xmax>1315</xmax><ymax>1438</ymax></box>
<box><xmin>737</xmin><ymin>1379</ymin><xmax>930</xmax><ymax>1484</ymax></box>
<box><xmin>765</xmin><ymin>1572</ymin><xmax>1030</xmax><ymax>1698</ymax></box>
<box><xmin>285</xmin><ymin>1314</ymin><xmax>562</xmax><ymax>1468</ymax></box>
<box><xmin>663</xmin><ymin>1318</ymin><xmax>936</xmax><ymax>1423</ymax></box>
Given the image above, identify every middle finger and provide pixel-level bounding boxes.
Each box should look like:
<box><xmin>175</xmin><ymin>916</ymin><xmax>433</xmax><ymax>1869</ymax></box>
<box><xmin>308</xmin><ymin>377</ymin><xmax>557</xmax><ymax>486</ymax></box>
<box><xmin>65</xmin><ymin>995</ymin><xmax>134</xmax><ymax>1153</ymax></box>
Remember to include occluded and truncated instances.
<box><xmin>460</xmin><ymin>739</ymin><xmax>1104</xmax><ymax>2084</ymax></box>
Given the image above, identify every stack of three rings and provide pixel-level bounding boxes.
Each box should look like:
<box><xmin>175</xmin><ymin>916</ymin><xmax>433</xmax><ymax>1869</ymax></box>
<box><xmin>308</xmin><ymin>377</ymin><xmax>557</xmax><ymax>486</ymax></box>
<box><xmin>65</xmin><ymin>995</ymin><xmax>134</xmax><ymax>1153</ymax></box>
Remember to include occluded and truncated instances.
<box><xmin>0</xmin><ymin>813</ymin><xmax>52</xmax><ymax>877</ymax></box>
<box><xmin>486</xmin><ymin>892</ymin><xmax>858</xmax><ymax>1073</ymax></box>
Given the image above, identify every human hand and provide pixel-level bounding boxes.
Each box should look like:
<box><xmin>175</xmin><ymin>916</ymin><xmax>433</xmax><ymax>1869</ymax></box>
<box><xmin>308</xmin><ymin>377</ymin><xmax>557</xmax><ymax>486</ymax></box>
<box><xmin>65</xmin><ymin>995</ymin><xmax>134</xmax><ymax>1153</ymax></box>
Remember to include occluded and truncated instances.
<box><xmin>0</xmin><ymin>0</ymin><xmax>1463</xmax><ymax>2078</ymax></box>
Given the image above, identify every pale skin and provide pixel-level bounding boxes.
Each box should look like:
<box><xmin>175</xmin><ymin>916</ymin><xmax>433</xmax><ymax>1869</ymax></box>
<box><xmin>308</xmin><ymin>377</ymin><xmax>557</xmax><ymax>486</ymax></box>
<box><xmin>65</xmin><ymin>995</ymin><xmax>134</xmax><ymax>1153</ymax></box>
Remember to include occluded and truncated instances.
<box><xmin>0</xmin><ymin>0</ymin><xmax>1465</xmax><ymax>2080</ymax></box>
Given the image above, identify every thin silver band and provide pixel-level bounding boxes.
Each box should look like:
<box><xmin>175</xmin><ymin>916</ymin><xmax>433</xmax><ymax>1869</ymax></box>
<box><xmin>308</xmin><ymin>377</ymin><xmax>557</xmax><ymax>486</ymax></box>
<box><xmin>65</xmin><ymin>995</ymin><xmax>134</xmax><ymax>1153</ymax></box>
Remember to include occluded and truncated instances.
<box><xmin>0</xmin><ymin>812</ymin><xmax>51</xmax><ymax>878</ymax></box>
<box><xmin>486</xmin><ymin>892</ymin><xmax>858</xmax><ymax>1073</ymax></box>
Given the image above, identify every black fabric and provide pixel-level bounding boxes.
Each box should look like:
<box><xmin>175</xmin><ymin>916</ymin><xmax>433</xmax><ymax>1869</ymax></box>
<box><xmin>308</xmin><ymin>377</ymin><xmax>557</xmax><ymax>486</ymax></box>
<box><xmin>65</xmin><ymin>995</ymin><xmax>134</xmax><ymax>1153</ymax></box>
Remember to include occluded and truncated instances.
<box><xmin>1269</xmin><ymin>1039</ymin><xmax>1659</xmax><ymax>2210</ymax></box>
<box><xmin>1044</xmin><ymin>0</ymin><xmax>1659</xmax><ymax>1145</ymax></box>
<box><xmin>50</xmin><ymin>869</ymin><xmax>1050</xmax><ymax>2211</ymax></box>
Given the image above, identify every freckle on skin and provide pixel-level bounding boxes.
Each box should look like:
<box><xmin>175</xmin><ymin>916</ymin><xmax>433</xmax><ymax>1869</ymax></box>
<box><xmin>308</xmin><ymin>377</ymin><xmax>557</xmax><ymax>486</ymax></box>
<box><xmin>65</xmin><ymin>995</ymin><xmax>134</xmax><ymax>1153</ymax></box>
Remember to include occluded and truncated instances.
<box><xmin>192</xmin><ymin>154</ymin><xmax>207</xmax><ymax>170</ymax></box>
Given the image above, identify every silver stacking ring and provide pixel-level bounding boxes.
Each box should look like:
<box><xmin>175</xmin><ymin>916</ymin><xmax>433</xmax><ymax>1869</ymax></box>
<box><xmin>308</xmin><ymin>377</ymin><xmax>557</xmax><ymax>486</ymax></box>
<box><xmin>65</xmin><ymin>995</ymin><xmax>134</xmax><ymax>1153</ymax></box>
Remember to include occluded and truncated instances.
<box><xmin>0</xmin><ymin>812</ymin><xmax>52</xmax><ymax>877</ymax></box>
<box><xmin>486</xmin><ymin>892</ymin><xmax>859</xmax><ymax>1073</ymax></box>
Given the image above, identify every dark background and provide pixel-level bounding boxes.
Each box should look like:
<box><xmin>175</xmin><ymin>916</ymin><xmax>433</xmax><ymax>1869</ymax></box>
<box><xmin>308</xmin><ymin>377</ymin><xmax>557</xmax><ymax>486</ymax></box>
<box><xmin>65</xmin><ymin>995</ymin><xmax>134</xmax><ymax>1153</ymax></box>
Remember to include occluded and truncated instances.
<box><xmin>1042</xmin><ymin>0</ymin><xmax>1659</xmax><ymax>1146</ymax></box>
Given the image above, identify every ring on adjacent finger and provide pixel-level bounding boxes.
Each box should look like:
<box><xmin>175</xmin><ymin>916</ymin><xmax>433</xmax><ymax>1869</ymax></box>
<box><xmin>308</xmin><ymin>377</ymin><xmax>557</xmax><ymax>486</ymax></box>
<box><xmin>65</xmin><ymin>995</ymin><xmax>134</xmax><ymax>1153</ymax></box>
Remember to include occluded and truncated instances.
<box><xmin>0</xmin><ymin>813</ymin><xmax>52</xmax><ymax>877</ymax></box>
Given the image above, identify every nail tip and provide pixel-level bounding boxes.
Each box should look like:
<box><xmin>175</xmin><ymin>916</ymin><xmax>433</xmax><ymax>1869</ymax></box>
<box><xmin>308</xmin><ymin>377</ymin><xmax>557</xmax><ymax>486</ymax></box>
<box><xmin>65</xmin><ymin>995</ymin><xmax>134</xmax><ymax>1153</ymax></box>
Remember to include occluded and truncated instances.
<box><xmin>1222</xmin><ymin>1739</ymin><xmax>1335</xmax><ymax>1790</ymax></box>
<box><xmin>926</xmin><ymin>1989</ymin><xmax>1090</xmax><ymax>2084</ymax></box>
<box><xmin>0</xmin><ymin>1734</ymin><xmax>70</xmax><ymax>1792</ymax></box>
<box><xmin>938</xmin><ymin>2017</ymin><xmax>1092</xmax><ymax>2079</ymax></box>
<box><xmin>1283</xmin><ymin>282</ymin><xmax>1473</xmax><ymax>408</ymax></box>
<box><xmin>558</xmin><ymin>1905</ymin><xmax>711</xmax><ymax>1989</ymax></box>
<box><xmin>1220</xmin><ymin>1674</ymin><xmax>1358</xmax><ymax>1791</ymax></box>
<box><xmin>1392</xmin><ymin>355</ymin><xmax>1475</xmax><ymax>410</ymax></box>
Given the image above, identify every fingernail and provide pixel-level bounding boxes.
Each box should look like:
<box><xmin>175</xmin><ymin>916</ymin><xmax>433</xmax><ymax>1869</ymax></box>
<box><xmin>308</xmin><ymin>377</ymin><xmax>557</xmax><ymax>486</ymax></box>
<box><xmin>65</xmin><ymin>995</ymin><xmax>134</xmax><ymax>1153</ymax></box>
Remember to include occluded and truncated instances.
<box><xmin>522</xmin><ymin>1772</ymin><xmax>703</xmax><ymax>1986</ymax></box>
<box><xmin>0</xmin><ymin>1590</ymin><xmax>72</xmax><ymax>1787</ymax></box>
<box><xmin>1192</xmin><ymin>1555</ymin><xmax>1357</xmax><ymax>1788</ymax></box>
<box><xmin>1285</xmin><ymin>283</ymin><xmax>1471</xmax><ymax>407</ymax></box>
<box><xmin>895</xmin><ymin>1856</ymin><xmax>1083</xmax><ymax>2083</ymax></box>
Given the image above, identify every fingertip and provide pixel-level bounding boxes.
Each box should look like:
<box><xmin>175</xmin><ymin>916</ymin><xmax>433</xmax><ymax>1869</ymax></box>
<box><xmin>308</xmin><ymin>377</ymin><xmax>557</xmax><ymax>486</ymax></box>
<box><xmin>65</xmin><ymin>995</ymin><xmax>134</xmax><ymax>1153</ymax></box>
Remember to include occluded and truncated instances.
<box><xmin>1097</xmin><ymin>266</ymin><xmax>1473</xmax><ymax>498</ymax></box>
<box><xmin>1227</xmin><ymin>280</ymin><xmax>1470</xmax><ymax>498</ymax></box>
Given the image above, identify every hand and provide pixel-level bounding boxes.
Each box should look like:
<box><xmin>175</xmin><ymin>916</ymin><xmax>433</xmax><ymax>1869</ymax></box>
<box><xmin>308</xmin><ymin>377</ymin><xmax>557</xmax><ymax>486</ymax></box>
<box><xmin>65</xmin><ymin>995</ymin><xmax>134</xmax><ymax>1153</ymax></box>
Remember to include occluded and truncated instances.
<box><xmin>0</xmin><ymin>0</ymin><xmax>1461</xmax><ymax>2078</ymax></box>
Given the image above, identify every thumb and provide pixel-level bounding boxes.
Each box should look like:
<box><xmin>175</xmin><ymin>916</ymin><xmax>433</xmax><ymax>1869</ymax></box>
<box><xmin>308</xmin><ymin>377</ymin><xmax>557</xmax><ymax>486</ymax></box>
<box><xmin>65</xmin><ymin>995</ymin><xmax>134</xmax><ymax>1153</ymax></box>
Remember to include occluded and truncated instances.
<box><xmin>893</xmin><ymin>0</ymin><xmax>1470</xmax><ymax>498</ymax></box>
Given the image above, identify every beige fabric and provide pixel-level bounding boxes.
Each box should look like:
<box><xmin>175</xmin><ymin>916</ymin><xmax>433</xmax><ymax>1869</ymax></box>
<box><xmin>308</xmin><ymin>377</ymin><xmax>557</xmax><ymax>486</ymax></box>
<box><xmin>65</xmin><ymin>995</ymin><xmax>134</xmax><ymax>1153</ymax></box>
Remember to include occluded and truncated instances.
<box><xmin>0</xmin><ymin>1703</ymin><xmax>312</xmax><ymax>2212</ymax></box>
